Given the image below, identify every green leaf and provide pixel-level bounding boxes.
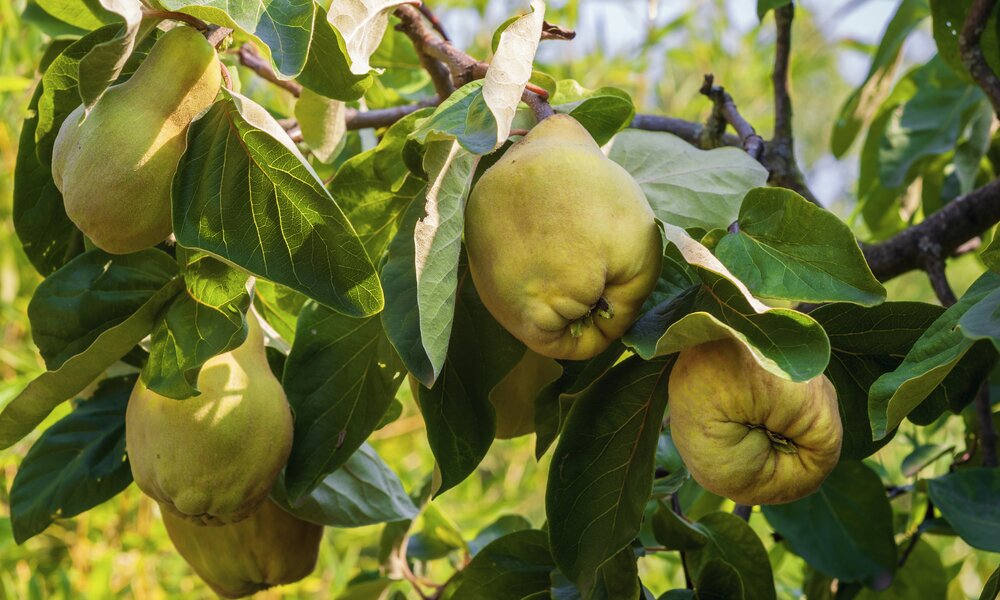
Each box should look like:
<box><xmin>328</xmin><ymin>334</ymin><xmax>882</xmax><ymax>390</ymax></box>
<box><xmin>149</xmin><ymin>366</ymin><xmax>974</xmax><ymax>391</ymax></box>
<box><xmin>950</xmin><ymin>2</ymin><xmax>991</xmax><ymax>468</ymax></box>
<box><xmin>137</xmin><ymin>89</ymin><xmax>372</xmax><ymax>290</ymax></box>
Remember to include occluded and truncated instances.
<box><xmin>297</xmin><ymin>8</ymin><xmax>372</xmax><ymax>101</ymax></box>
<box><xmin>931</xmin><ymin>0</ymin><xmax>1000</xmax><ymax>82</ymax></box>
<box><xmin>0</xmin><ymin>277</ymin><xmax>183</xmax><ymax>449</ymax></box>
<box><xmin>546</xmin><ymin>355</ymin><xmax>673</xmax><ymax>596</ymax></box>
<box><xmin>35</xmin><ymin>0</ymin><xmax>115</xmax><ymax>30</ymax></box>
<box><xmin>982</xmin><ymin>231</ymin><xmax>1000</xmax><ymax>273</ymax></box>
<box><xmin>981</xmin><ymin>564</ymin><xmax>1000</xmax><ymax>600</ymax></box>
<box><xmin>410</xmin><ymin>81</ymin><xmax>498</xmax><ymax>154</ymax></box>
<box><xmin>811</xmin><ymin>302</ymin><xmax>946</xmax><ymax>459</ymax></box>
<box><xmin>253</xmin><ymin>280</ymin><xmax>307</xmax><ymax>345</ymax></box>
<box><xmin>855</xmin><ymin>539</ymin><xmax>947</xmax><ymax>599</ymax></box>
<box><xmin>927</xmin><ymin>468</ymin><xmax>1000</xmax><ymax>552</ymax></box>
<box><xmin>76</xmin><ymin>0</ymin><xmax>142</xmax><ymax>111</ymax></box>
<box><xmin>468</xmin><ymin>515</ymin><xmax>533</xmax><ymax>556</ymax></box>
<box><xmin>381</xmin><ymin>198</ymin><xmax>436</xmax><ymax>384</ymax></box>
<box><xmin>878</xmin><ymin>55</ymin><xmax>984</xmax><ymax>189</ymax></box>
<box><xmin>415</xmin><ymin>263</ymin><xmax>523</xmax><ymax>495</ymax></box>
<box><xmin>281</xmin><ymin>304</ymin><xmax>404</xmax><ymax>500</ymax></box>
<box><xmin>756</xmin><ymin>0</ymin><xmax>791</xmax><ymax>19</ymax></box>
<box><xmin>28</xmin><ymin>249</ymin><xmax>178</xmax><ymax>370</ymax></box>
<box><xmin>332</xmin><ymin>109</ymin><xmax>430</xmax><ymax>261</ymax></box>
<box><xmin>624</xmin><ymin>239</ymin><xmax>830</xmax><ymax>382</ymax></box>
<box><xmin>869</xmin><ymin>271</ymin><xmax>1000</xmax><ymax>439</ymax></box>
<box><xmin>651</xmin><ymin>500</ymin><xmax>708</xmax><ymax>551</ymax></box>
<box><xmin>831</xmin><ymin>0</ymin><xmax>929</xmax><ymax>157</ymax></box>
<box><xmin>157</xmin><ymin>0</ymin><xmax>312</xmax><ymax>78</ymax></box>
<box><xmin>9</xmin><ymin>375</ymin><xmax>134</xmax><ymax>544</ymax></box>
<box><xmin>696</xmin><ymin>559</ymin><xmax>745</xmax><ymax>600</ymax></box>
<box><xmin>685</xmin><ymin>512</ymin><xmax>775</xmax><ymax>600</ymax></box>
<box><xmin>413</xmin><ymin>141</ymin><xmax>476</xmax><ymax>385</ymax></box>
<box><xmin>762</xmin><ymin>462</ymin><xmax>896</xmax><ymax>589</ymax></box>
<box><xmin>607</xmin><ymin>130</ymin><xmax>768</xmax><ymax>230</ymax></box>
<box><xmin>451</xmin><ymin>530</ymin><xmax>555</xmax><ymax>600</ymax></box>
<box><xmin>173</xmin><ymin>90</ymin><xmax>382</xmax><ymax>317</ymax></box>
<box><xmin>271</xmin><ymin>444</ymin><xmax>417</xmax><ymax>528</ymax></box>
<box><xmin>959</xmin><ymin>286</ymin><xmax>1000</xmax><ymax>351</ymax></box>
<box><xmin>141</xmin><ymin>253</ymin><xmax>251</xmax><ymax>399</ymax></box>
<box><xmin>551</xmin><ymin>81</ymin><xmax>635</xmax><ymax>145</ymax></box>
<box><xmin>715</xmin><ymin>188</ymin><xmax>885</xmax><ymax>305</ymax></box>
<box><xmin>12</xmin><ymin>84</ymin><xmax>81</xmax><ymax>275</ymax></box>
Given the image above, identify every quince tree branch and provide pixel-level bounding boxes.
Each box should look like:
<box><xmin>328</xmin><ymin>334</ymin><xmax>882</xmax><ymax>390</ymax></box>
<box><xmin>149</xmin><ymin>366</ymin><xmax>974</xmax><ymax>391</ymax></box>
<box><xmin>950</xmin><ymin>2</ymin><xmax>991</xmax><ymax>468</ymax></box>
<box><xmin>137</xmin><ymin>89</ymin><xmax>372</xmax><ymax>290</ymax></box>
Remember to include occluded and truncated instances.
<box><xmin>960</xmin><ymin>0</ymin><xmax>1000</xmax><ymax>116</ymax></box>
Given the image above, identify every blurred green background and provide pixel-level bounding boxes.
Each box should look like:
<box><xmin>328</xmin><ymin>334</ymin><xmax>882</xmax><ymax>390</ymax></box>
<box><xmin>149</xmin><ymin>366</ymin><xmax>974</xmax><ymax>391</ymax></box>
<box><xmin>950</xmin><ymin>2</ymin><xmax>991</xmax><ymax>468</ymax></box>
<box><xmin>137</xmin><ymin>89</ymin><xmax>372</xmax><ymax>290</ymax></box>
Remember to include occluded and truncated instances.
<box><xmin>0</xmin><ymin>0</ymin><xmax>996</xmax><ymax>597</ymax></box>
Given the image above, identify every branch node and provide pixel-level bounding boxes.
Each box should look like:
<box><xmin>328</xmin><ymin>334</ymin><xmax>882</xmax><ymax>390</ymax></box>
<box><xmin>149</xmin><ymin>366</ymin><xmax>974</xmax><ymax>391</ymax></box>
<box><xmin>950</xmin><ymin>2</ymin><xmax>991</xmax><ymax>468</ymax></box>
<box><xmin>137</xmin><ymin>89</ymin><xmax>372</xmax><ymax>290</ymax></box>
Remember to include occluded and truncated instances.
<box><xmin>699</xmin><ymin>74</ymin><xmax>764</xmax><ymax>160</ymax></box>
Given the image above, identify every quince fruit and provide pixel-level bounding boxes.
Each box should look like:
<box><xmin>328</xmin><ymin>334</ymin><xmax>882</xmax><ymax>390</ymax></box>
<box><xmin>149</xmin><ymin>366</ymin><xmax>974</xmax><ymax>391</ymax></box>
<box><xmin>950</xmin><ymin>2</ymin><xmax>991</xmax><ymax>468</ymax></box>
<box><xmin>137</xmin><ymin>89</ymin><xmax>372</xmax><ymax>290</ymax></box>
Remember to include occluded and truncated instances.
<box><xmin>668</xmin><ymin>338</ymin><xmax>842</xmax><ymax>505</ymax></box>
<box><xmin>126</xmin><ymin>314</ymin><xmax>293</xmax><ymax>524</ymax></box>
<box><xmin>51</xmin><ymin>25</ymin><xmax>221</xmax><ymax>254</ymax></box>
<box><xmin>464</xmin><ymin>115</ymin><xmax>662</xmax><ymax>361</ymax></box>
<box><xmin>162</xmin><ymin>499</ymin><xmax>323</xmax><ymax>598</ymax></box>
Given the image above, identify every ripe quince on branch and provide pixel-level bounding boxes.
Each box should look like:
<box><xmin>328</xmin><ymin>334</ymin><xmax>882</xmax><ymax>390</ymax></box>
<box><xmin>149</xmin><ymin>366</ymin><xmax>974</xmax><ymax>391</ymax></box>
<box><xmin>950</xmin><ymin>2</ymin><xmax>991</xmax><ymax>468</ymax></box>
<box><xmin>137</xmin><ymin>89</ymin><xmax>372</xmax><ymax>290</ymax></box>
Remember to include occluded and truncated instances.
<box><xmin>667</xmin><ymin>338</ymin><xmax>843</xmax><ymax>505</ymax></box>
<box><xmin>126</xmin><ymin>313</ymin><xmax>294</xmax><ymax>525</ymax></box>
<box><xmin>51</xmin><ymin>25</ymin><xmax>221</xmax><ymax>254</ymax></box>
<box><xmin>161</xmin><ymin>499</ymin><xmax>323</xmax><ymax>599</ymax></box>
<box><xmin>464</xmin><ymin>114</ymin><xmax>663</xmax><ymax>361</ymax></box>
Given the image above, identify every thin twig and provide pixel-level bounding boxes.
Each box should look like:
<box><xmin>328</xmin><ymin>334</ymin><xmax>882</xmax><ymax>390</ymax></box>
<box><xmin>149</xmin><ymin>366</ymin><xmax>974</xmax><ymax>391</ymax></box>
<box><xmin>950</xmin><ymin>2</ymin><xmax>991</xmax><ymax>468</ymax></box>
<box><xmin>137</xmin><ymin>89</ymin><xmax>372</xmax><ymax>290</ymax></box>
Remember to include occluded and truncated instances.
<box><xmin>959</xmin><ymin>0</ymin><xmax>1000</xmax><ymax>116</ymax></box>
<box><xmin>918</xmin><ymin>238</ymin><xmax>958</xmax><ymax>307</ymax></box>
<box><xmin>975</xmin><ymin>383</ymin><xmax>998</xmax><ymax>467</ymax></box>
<box><xmin>671</xmin><ymin>495</ymin><xmax>694</xmax><ymax>589</ymax></box>
<box><xmin>418</xmin><ymin>3</ymin><xmax>450</xmax><ymax>41</ymax></box>
<box><xmin>733</xmin><ymin>504</ymin><xmax>752</xmax><ymax>521</ymax></box>
<box><xmin>899</xmin><ymin>500</ymin><xmax>934</xmax><ymax>567</ymax></box>
<box><xmin>237</xmin><ymin>43</ymin><xmax>302</xmax><ymax>96</ymax></box>
<box><xmin>699</xmin><ymin>74</ymin><xmax>765</xmax><ymax>160</ymax></box>
<box><xmin>219</xmin><ymin>62</ymin><xmax>233</xmax><ymax>91</ymax></box>
<box><xmin>542</xmin><ymin>21</ymin><xmax>576</xmax><ymax>41</ymax></box>
<box><xmin>141</xmin><ymin>9</ymin><xmax>209</xmax><ymax>31</ymax></box>
<box><xmin>345</xmin><ymin>98</ymin><xmax>439</xmax><ymax>130</ymax></box>
<box><xmin>206</xmin><ymin>25</ymin><xmax>232</xmax><ymax>48</ymax></box>
<box><xmin>522</xmin><ymin>90</ymin><xmax>555</xmax><ymax>121</ymax></box>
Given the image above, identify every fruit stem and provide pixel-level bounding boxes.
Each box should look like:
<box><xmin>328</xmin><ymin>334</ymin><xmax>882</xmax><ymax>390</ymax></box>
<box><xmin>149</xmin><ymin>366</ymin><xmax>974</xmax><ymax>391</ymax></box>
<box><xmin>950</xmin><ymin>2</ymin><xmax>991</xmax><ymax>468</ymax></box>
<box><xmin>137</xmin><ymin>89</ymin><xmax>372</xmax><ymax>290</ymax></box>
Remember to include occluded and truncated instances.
<box><xmin>747</xmin><ymin>424</ymin><xmax>798</xmax><ymax>454</ymax></box>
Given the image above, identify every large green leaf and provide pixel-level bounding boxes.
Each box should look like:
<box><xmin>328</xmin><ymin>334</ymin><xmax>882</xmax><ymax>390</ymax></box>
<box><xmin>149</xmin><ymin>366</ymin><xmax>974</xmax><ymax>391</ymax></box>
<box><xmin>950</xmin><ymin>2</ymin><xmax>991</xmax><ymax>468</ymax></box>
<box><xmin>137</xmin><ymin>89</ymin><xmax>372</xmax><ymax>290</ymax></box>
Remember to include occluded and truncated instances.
<box><xmin>927</xmin><ymin>468</ymin><xmax>1000</xmax><ymax>552</ymax></box>
<box><xmin>930</xmin><ymin>0</ymin><xmax>1000</xmax><ymax>82</ymax></box>
<box><xmin>715</xmin><ymin>188</ymin><xmax>885</xmax><ymax>305</ymax></box>
<box><xmin>141</xmin><ymin>253</ymin><xmax>251</xmax><ymax>400</ymax></box>
<box><xmin>415</xmin><ymin>265</ymin><xmax>523</xmax><ymax>495</ymax></box>
<box><xmin>855</xmin><ymin>539</ymin><xmax>947</xmax><ymax>600</ymax></box>
<box><xmin>451</xmin><ymin>530</ymin><xmax>555</xmax><ymax>600</ymax></box>
<box><xmin>869</xmin><ymin>272</ymin><xmax>1000</xmax><ymax>439</ymax></box>
<box><xmin>272</xmin><ymin>444</ymin><xmax>417</xmax><ymax>528</ymax></box>
<box><xmin>546</xmin><ymin>355</ymin><xmax>673</xmax><ymax>596</ymax></box>
<box><xmin>831</xmin><ymin>0</ymin><xmax>929</xmax><ymax>157</ymax></box>
<box><xmin>686</xmin><ymin>512</ymin><xmax>775</xmax><ymax>600</ymax></box>
<box><xmin>28</xmin><ymin>249</ymin><xmax>178</xmax><ymax>369</ymax></box>
<box><xmin>410</xmin><ymin>81</ymin><xmax>498</xmax><ymax>154</ymax></box>
<box><xmin>811</xmin><ymin>302</ymin><xmax>947</xmax><ymax>459</ymax></box>
<box><xmin>877</xmin><ymin>55</ymin><xmax>984</xmax><ymax>189</ymax></box>
<box><xmin>650</xmin><ymin>500</ymin><xmax>708</xmax><ymax>552</ymax></box>
<box><xmin>282</xmin><ymin>304</ymin><xmax>404</xmax><ymax>500</ymax></box>
<box><xmin>76</xmin><ymin>0</ymin><xmax>142</xmax><ymax>111</ymax></box>
<box><xmin>762</xmin><ymin>462</ymin><xmax>896</xmax><ymax>589</ymax></box>
<box><xmin>296</xmin><ymin>8</ymin><xmax>372</xmax><ymax>100</ymax></box>
<box><xmin>607</xmin><ymin>130</ymin><xmax>768</xmax><ymax>230</ymax></box>
<box><xmin>158</xmin><ymin>0</ymin><xmax>313</xmax><ymax>77</ymax></box>
<box><xmin>959</xmin><ymin>286</ymin><xmax>1000</xmax><ymax>351</ymax></box>
<box><xmin>35</xmin><ymin>0</ymin><xmax>115</xmax><ymax>30</ymax></box>
<box><xmin>0</xmin><ymin>277</ymin><xmax>183</xmax><ymax>449</ymax></box>
<box><xmin>624</xmin><ymin>237</ymin><xmax>829</xmax><ymax>382</ymax></box>
<box><xmin>252</xmin><ymin>280</ymin><xmax>307</xmax><ymax>345</ymax></box>
<box><xmin>172</xmin><ymin>90</ymin><xmax>382</xmax><ymax>317</ymax></box>
<box><xmin>9</xmin><ymin>375</ymin><xmax>134</xmax><ymax>544</ymax></box>
<box><xmin>551</xmin><ymin>81</ymin><xmax>634</xmax><ymax>145</ymax></box>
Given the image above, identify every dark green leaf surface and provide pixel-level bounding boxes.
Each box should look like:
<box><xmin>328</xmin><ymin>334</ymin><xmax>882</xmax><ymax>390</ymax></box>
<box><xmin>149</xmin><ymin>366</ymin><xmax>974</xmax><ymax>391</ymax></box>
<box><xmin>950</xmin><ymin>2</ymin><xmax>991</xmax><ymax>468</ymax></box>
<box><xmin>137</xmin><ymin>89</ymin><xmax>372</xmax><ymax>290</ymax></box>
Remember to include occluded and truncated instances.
<box><xmin>762</xmin><ymin>462</ymin><xmax>896</xmax><ymax>589</ymax></box>
<box><xmin>854</xmin><ymin>539</ymin><xmax>946</xmax><ymax>599</ymax></box>
<box><xmin>451</xmin><ymin>530</ymin><xmax>554</xmax><ymax>600</ymax></box>
<box><xmin>547</xmin><ymin>355</ymin><xmax>673</xmax><ymax>596</ymax></box>
<box><xmin>297</xmin><ymin>9</ymin><xmax>372</xmax><ymax>100</ymax></box>
<box><xmin>468</xmin><ymin>515</ymin><xmax>533</xmax><ymax>556</ymax></box>
<box><xmin>927</xmin><ymin>468</ymin><xmax>1000</xmax><ymax>552</ymax></box>
<box><xmin>551</xmin><ymin>81</ymin><xmax>634</xmax><ymax>145</ymax></box>
<box><xmin>811</xmin><ymin>302</ymin><xmax>944</xmax><ymax>459</ymax></box>
<box><xmin>141</xmin><ymin>254</ymin><xmax>251</xmax><ymax>399</ymax></box>
<box><xmin>931</xmin><ymin>0</ymin><xmax>1000</xmax><ymax>81</ymax></box>
<box><xmin>410</xmin><ymin>81</ymin><xmax>498</xmax><ymax>154</ymax></box>
<box><xmin>9</xmin><ymin>376</ymin><xmax>134</xmax><ymax>543</ymax></box>
<box><xmin>651</xmin><ymin>501</ymin><xmax>708</xmax><ymax>551</ymax></box>
<box><xmin>715</xmin><ymin>188</ymin><xmax>885</xmax><ymax>306</ymax></box>
<box><xmin>272</xmin><ymin>444</ymin><xmax>417</xmax><ymax>528</ymax></box>
<box><xmin>869</xmin><ymin>272</ymin><xmax>1000</xmax><ymax>439</ymax></box>
<box><xmin>686</xmin><ymin>512</ymin><xmax>775</xmax><ymax>600</ymax></box>
<box><xmin>173</xmin><ymin>91</ymin><xmax>382</xmax><ymax>317</ymax></box>
<box><xmin>28</xmin><ymin>249</ymin><xmax>178</xmax><ymax>369</ymax></box>
<box><xmin>282</xmin><ymin>304</ymin><xmax>404</xmax><ymax>500</ymax></box>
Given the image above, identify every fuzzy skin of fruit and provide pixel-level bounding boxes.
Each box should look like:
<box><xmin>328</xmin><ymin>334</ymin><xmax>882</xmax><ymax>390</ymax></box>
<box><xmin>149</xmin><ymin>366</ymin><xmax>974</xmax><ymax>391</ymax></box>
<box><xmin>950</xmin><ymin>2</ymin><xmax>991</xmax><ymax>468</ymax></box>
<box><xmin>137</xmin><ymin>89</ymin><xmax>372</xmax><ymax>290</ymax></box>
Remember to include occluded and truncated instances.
<box><xmin>464</xmin><ymin>115</ymin><xmax>662</xmax><ymax>361</ymax></box>
<box><xmin>668</xmin><ymin>338</ymin><xmax>842</xmax><ymax>505</ymax></box>
<box><xmin>126</xmin><ymin>314</ymin><xmax>293</xmax><ymax>525</ymax></box>
<box><xmin>489</xmin><ymin>349</ymin><xmax>562</xmax><ymax>439</ymax></box>
<box><xmin>51</xmin><ymin>26</ymin><xmax>221</xmax><ymax>254</ymax></box>
<box><xmin>162</xmin><ymin>499</ymin><xmax>323</xmax><ymax>599</ymax></box>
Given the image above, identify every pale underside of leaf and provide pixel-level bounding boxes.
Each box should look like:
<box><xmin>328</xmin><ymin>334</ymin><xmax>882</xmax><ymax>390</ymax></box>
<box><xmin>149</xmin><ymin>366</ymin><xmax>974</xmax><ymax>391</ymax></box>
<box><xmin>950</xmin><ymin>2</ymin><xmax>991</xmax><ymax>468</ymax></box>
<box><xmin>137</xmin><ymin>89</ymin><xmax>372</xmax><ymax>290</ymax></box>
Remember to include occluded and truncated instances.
<box><xmin>483</xmin><ymin>0</ymin><xmax>545</xmax><ymax>146</ymax></box>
